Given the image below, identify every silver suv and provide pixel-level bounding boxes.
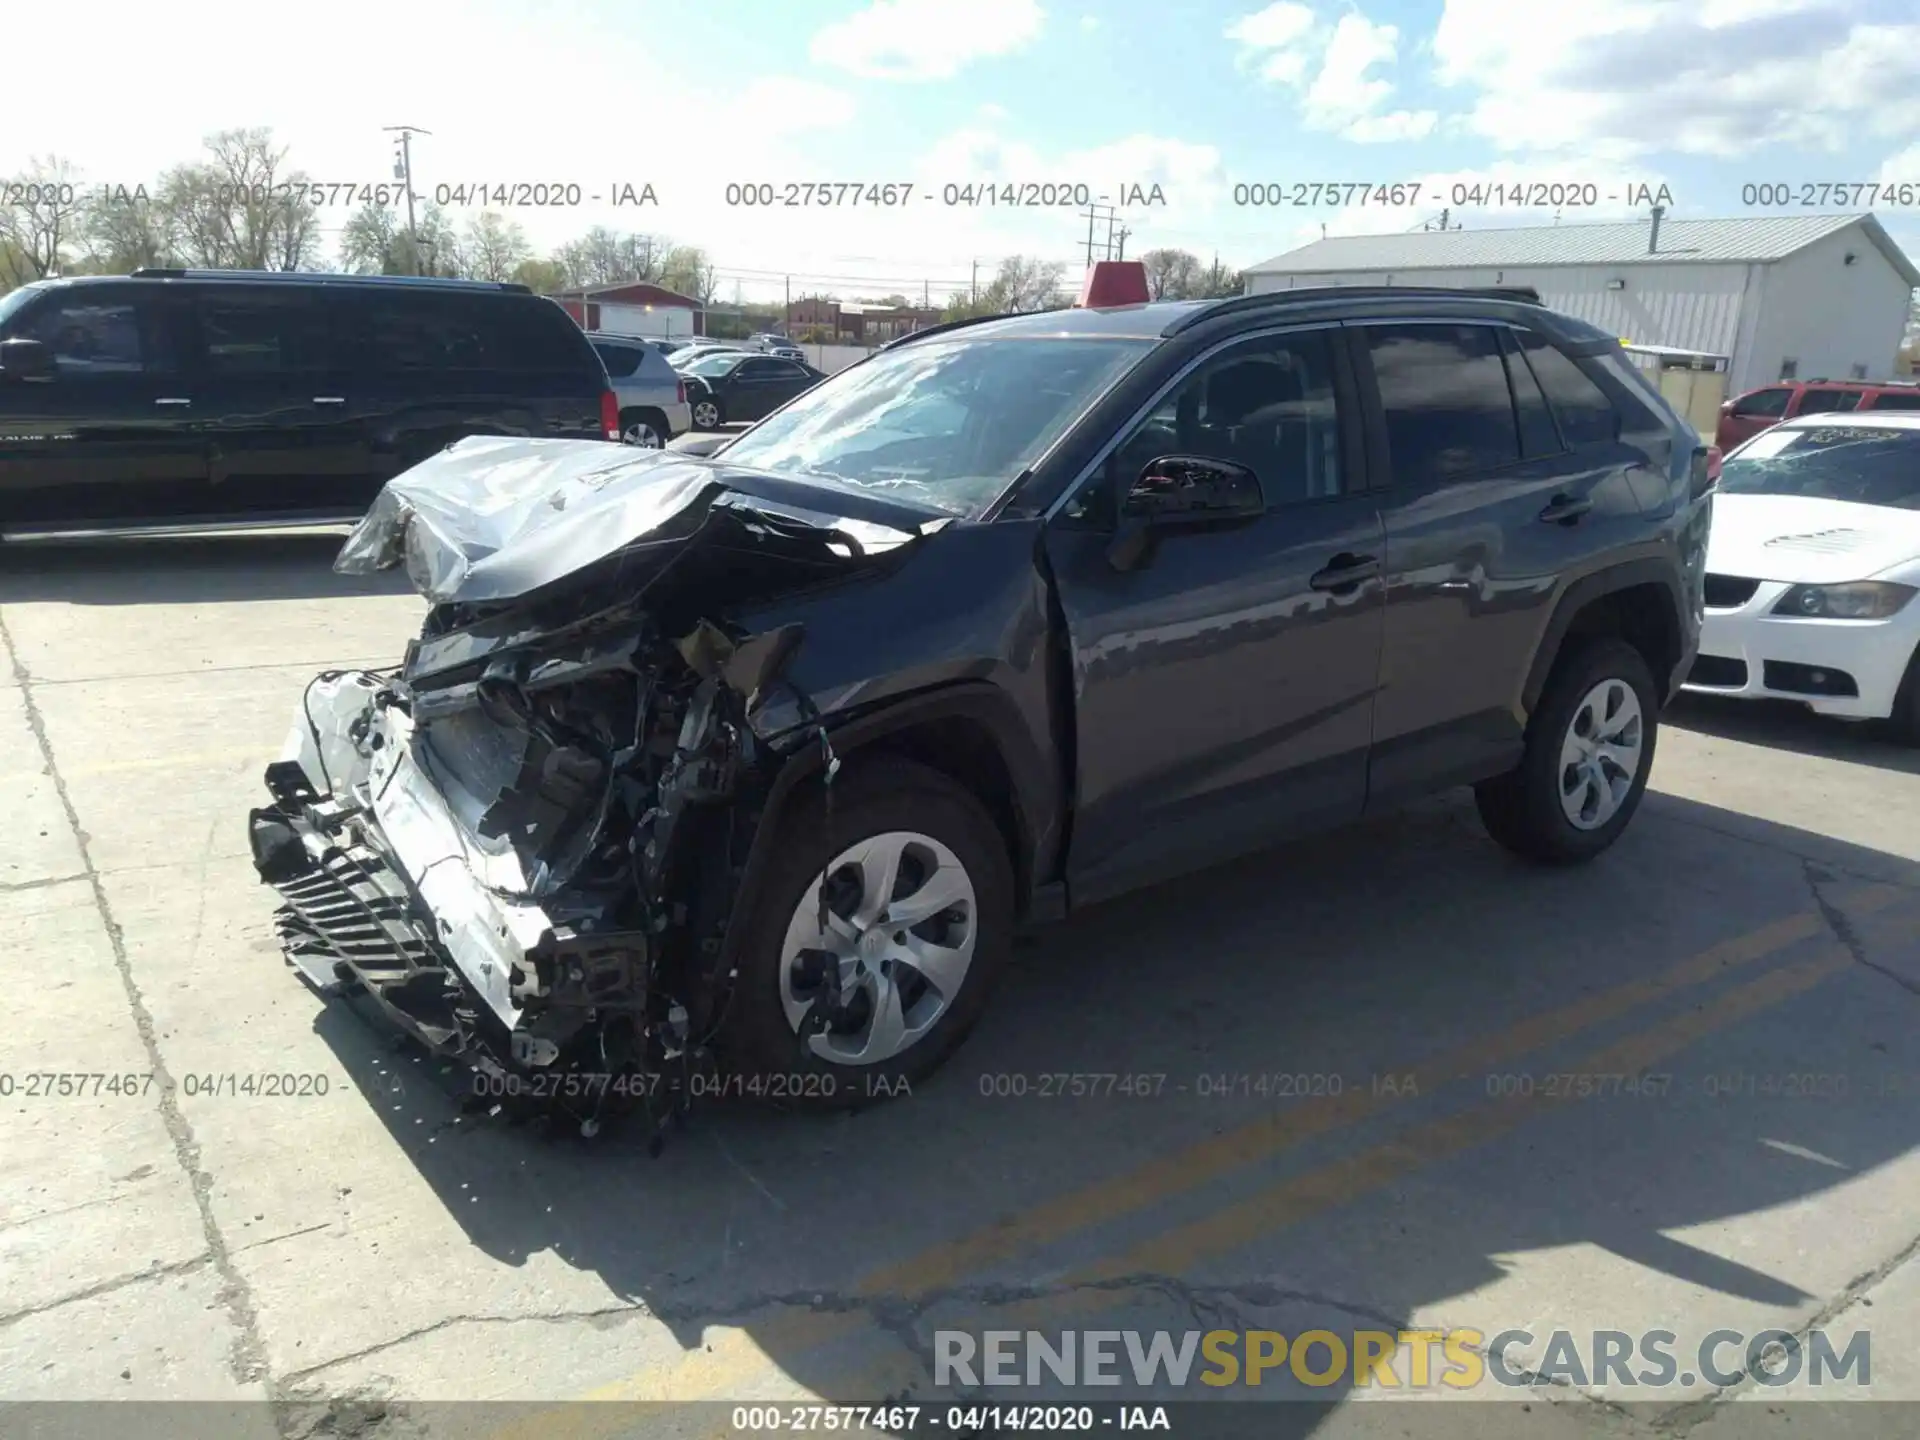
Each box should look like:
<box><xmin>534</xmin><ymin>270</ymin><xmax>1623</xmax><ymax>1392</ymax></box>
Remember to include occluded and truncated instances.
<box><xmin>590</xmin><ymin>335</ymin><xmax>692</xmax><ymax>448</ymax></box>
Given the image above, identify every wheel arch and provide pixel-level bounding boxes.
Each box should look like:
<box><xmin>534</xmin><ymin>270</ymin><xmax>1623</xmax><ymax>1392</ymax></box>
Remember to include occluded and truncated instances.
<box><xmin>711</xmin><ymin>682</ymin><xmax>1065</xmax><ymax>1000</ymax></box>
<box><xmin>1521</xmin><ymin>559</ymin><xmax>1688</xmax><ymax>717</ymax></box>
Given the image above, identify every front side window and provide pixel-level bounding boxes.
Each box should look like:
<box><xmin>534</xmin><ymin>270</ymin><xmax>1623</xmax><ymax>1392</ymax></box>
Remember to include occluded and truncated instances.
<box><xmin>0</xmin><ymin>283</ymin><xmax>49</xmax><ymax>333</ymax></box>
<box><xmin>1720</xmin><ymin>424</ymin><xmax>1920</xmax><ymax>510</ymax></box>
<box><xmin>1366</xmin><ymin>323</ymin><xmax>1519</xmax><ymax>487</ymax></box>
<box><xmin>15</xmin><ymin>291</ymin><xmax>175</xmax><ymax>375</ymax></box>
<box><xmin>1734</xmin><ymin>387</ymin><xmax>1792</xmax><ymax>417</ymax></box>
<box><xmin>718</xmin><ymin>333</ymin><xmax>1154</xmax><ymax>518</ymax></box>
<box><xmin>1109</xmin><ymin>329</ymin><xmax>1344</xmax><ymax>506</ymax></box>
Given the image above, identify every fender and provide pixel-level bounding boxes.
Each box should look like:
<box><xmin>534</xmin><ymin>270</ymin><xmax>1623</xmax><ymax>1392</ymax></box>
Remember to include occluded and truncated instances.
<box><xmin>713</xmin><ymin>680</ymin><xmax>1068</xmax><ymax>991</ymax></box>
<box><xmin>1519</xmin><ymin>554</ymin><xmax>1690</xmax><ymax>715</ymax></box>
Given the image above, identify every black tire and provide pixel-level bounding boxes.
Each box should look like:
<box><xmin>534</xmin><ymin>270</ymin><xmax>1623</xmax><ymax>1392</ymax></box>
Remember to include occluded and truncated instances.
<box><xmin>717</xmin><ymin>757</ymin><xmax>1014</xmax><ymax>1110</ymax></box>
<box><xmin>1475</xmin><ymin>637</ymin><xmax>1660</xmax><ymax>864</ymax></box>
<box><xmin>618</xmin><ymin>409</ymin><xmax>666</xmax><ymax>448</ymax></box>
<box><xmin>1889</xmin><ymin>643</ymin><xmax>1920</xmax><ymax>747</ymax></box>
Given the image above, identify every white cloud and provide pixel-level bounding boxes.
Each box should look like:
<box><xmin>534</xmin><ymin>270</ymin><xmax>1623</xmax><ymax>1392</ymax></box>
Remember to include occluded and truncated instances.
<box><xmin>810</xmin><ymin>0</ymin><xmax>1045</xmax><ymax>80</ymax></box>
<box><xmin>1432</xmin><ymin>0</ymin><xmax>1920</xmax><ymax>159</ymax></box>
<box><xmin>1080</xmin><ymin>14</ymin><xmax>1099</xmax><ymax>30</ymax></box>
<box><xmin>730</xmin><ymin>78</ymin><xmax>860</xmax><ymax>132</ymax></box>
<box><xmin>1228</xmin><ymin>4</ymin><xmax>1437</xmax><ymax>144</ymax></box>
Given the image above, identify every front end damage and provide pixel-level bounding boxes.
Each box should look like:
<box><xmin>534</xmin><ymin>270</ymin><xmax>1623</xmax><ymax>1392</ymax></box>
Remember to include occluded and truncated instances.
<box><xmin>247</xmin><ymin>437</ymin><xmax>936</xmax><ymax>1143</ymax></box>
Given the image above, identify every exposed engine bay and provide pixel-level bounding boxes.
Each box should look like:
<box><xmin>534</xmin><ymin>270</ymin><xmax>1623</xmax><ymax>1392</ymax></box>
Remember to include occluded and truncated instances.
<box><xmin>247</xmin><ymin>438</ymin><xmax>942</xmax><ymax>1149</ymax></box>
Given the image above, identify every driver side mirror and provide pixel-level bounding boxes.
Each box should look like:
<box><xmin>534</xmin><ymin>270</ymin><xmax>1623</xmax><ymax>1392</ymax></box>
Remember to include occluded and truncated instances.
<box><xmin>1107</xmin><ymin>455</ymin><xmax>1264</xmax><ymax>571</ymax></box>
<box><xmin>0</xmin><ymin>337</ymin><xmax>53</xmax><ymax>382</ymax></box>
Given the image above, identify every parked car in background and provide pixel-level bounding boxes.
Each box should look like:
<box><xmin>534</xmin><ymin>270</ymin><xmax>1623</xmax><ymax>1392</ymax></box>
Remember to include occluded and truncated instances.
<box><xmin>0</xmin><ymin>269</ymin><xmax>616</xmax><ymax>538</ymax></box>
<box><xmin>1714</xmin><ymin>377</ymin><xmax>1920</xmax><ymax>451</ymax></box>
<box><xmin>588</xmin><ymin>334</ymin><xmax>692</xmax><ymax>448</ymax></box>
<box><xmin>248</xmin><ymin>280</ymin><xmax>1710</xmax><ymax>1125</ymax></box>
<box><xmin>747</xmin><ymin>331</ymin><xmax>807</xmax><ymax>362</ymax></box>
<box><xmin>678</xmin><ymin>351</ymin><xmax>825</xmax><ymax>429</ymax></box>
<box><xmin>1685</xmin><ymin>411</ymin><xmax>1920</xmax><ymax>740</ymax></box>
<box><xmin>668</xmin><ymin>342</ymin><xmax>753</xmax><ymax>370</ymax></box>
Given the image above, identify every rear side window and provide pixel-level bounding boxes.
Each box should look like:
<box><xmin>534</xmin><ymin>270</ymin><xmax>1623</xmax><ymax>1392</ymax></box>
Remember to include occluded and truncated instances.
<box><xmin>1499</xmin><ymin>332</ymin><xmax>1562</xmax><ymax>458</ymax></box>
<box><xmin>1865</xmin><ymin>390</ymin><xmax>1920</xmax><ymax>411</ymax></box>
<box><xmin>1515</xmin><ymin>331</ymin><xmax>1619</xmax><ymax>446</ymax></box>
<box><xmin>1364</xmin><ymin>323</ymin><xmax>1519</xmax><ymax>486</ymax></box>
<box><xmin>1794</xmin><ymin>388</ymin><xmax>1860</xmax><ymax>414</ymax></box>
<box><xmin>195</xmin><ymin>291</ymin><xmax>337</xmax><ymax>374</ymax></box>
<box><xmin>492</xmin><ymin>298</ymin><xmax>594</xmax><ymax>372</ymax></box>
<box><xmin>593</xmin><ymin>343</ymin><xmax>644</xmax><ymax>378</ymax></box>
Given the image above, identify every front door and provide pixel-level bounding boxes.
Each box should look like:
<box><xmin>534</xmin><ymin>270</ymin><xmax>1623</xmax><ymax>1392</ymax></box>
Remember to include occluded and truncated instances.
<box><xmin>0</xmin><ymin>283</ymin><xmax>207</xmax><ymax>531</ymax></box>
<box><xmin>1042</xmin><ymin>325</ymin><xmax>1386</xmax><ymax>904</ymax></box>
<box><xmin>1717</xmin><ymin>385</ymin><xmax>1790</xmax><ymax>449</ymax></box>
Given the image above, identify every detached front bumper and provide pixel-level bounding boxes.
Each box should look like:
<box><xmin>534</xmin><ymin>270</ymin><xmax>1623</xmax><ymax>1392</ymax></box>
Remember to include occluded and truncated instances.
<box><xmin>248</xmin><ymin>672</ymin><xmax>653</xmax><ymax>1079</ymax></box>
<box><xmin>1685</xmin><ymin>583</ymin><xmax>1920</xmax><ymax>720</ymax></box>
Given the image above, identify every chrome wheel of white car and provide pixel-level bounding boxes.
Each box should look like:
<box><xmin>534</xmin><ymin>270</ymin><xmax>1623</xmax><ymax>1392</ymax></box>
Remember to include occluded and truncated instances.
<box><xmin>1556</xmin><ymin>677</ymin><xmax>1644</xmax><ymax>831</ymax></box>
<box><xmin>691</xmin><ymin>399</ymin><xmax>722</xmax><ymax>429</ymax></box>
<box><xmin>777</xmin><ymin>830</ymin><xmax>979</xmax><ymax>1065</ymax></box>
<box><xmin>620</xmin><ymin>419</ymin><xmax>664</xmax><ymax>448</ymax></box>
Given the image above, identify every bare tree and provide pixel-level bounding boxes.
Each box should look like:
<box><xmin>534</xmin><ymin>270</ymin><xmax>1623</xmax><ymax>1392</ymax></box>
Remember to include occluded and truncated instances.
<box><xmin>555</xmin><ymin>226</ymin><xmax>662</xmax><ymax>288</ymax></box>
<box><xmin>0</xmin><ymin>156</ymin><xmax>91</xmax><ymax>288</ymax></box>
<box><xmin>659</xmin><ymin>244</ymin><xmax>717</xmax><ymax>305</ymax></box>
<box><xmin>155</xmin><ymin>129</ymin><xmax>323</xmax><ymax>270</ymax></box>
<box><xmin>983</xmin><ymin>255</ymin><xmax>1067</xmax><ymax>313</ymax></box>
<box><xmin>1140</xmin><ymin>247</ymin><xmax>1202</xmax><ymax>300</ymax></box>
<box><xmin>461</xmin><ymin>212</ymin><xmax>531</xmax><ymax>281</ymax></box>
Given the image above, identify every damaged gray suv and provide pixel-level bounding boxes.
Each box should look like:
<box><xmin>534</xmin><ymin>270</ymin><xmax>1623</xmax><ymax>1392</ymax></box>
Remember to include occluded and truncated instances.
<box><xmin>249</xmin><ymin>281</ymin><xmax>1712</xmax><ymax>1140</ymax></box>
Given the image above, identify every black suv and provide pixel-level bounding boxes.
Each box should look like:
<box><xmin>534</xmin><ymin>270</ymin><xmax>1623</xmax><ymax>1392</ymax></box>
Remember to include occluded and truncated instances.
<box><xmin>249</xmin><ymin>283</ymin><xmax>1711</xmax><ymax>1130</ymax></box>
<box><xmin>0</xmin><ymin>269</ymin><xmax>616</xmax><ymax>537</ymax></box>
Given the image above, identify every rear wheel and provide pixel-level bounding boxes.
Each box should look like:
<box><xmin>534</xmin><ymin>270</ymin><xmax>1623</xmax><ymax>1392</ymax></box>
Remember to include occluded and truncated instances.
<box><xmin>690</xmin><ymin>396</ymin><xmax>724</xmax><ymax>430</ymax></box>
<box><xmin>1476</xmin><ymin>637</ymin><xmax>1659</xmax><ymax>864</ymax></box>
<box><xmin>718</xmin><ymin>758</ymin><xmax>1013</xmax><ymax>1109</ymax></box>
<box><xmin>619</xmin><ymin>410</ymin><xmax>666</xmax><ymax>448</ymax></box>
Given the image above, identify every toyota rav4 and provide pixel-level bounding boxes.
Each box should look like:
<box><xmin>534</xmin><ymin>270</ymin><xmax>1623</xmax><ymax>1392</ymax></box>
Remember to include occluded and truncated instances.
<box><xmin>247</xmin><ymin>277</ymin><xmax>1712</xmax><ymax>1143</ymax></box>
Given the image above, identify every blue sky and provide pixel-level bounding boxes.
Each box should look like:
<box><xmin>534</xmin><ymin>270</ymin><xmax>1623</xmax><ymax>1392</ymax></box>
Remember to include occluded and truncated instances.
<box><xmin>7</xmin><ymin>0</ymin><xmax>1920</xmax><ymax>302</ymax></box>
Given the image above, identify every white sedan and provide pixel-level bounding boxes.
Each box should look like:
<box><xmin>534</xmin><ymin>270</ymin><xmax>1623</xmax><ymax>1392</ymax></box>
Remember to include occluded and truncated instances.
<box><xmin>1685</xmin><ymin>411</ymin><xmax>1920</xmax><ymax>741</ymax></box>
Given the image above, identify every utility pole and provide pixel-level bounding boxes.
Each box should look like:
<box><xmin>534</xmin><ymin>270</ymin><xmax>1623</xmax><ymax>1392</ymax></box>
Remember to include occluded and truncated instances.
<box><xmin>1114</xmin><ymin>226</ymin><xmax>1131</xmax><ymax>260</ymax></box>
<box><xmin>383</xmin><ymin>125</ymin><xmax>430</xmax><ymax>273</ymax></box>
<box><xmin>971</xmin><ymin>258</ymin><xmax>979</xmax><ymax>303</ymax></box>
<box><xmin>785</xmin><ymin>275</ymin><xmax>791</xmax><ymax>335</ymax></box>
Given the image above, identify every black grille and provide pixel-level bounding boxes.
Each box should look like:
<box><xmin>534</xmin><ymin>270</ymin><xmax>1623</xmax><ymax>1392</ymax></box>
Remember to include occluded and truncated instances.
<box><xmin>1763</xmin><ymin>661</ymin><xmax>1859</xmax><ymax>698</ymax></box>
<box><xmin>1688</xmin><ymin>655</ymin><xmax>1748</xmax><ymax>688</ymax></box>
<box><xmin>1704</xmin><ymin>574</ymin><xmax>1761</xmax><ymax>608</ymax></box>
<box><xmin>271</xmin><ymin>834</ymin><xmax>438</xmax><ymax>982</ymax></box>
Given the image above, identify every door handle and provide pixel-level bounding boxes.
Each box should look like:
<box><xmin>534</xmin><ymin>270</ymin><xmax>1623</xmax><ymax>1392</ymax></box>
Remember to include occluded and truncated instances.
<box><xmin>1309</xmin><ymin>552</ymin><xmax>1380</xmax><ymax>592</ymax></box>
<box><xmin>1539</xmin><ymin>493</ymin><xmax>1592</xmax><ymax>525</ymax></box>
<box><xmin>154</xmin><ymin>397</ymin><xmax>191</xmax><ymax>406</ymax></box>
<box><xmin>312</xmin><ymin>396</ymin><xmax>346</xmax><ymax>405</ymax></box>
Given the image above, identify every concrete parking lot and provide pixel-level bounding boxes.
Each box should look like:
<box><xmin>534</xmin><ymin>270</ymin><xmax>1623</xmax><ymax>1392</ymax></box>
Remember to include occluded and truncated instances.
<box><xmin>3</xmin><ymin>534</ymin><xmax>1918</xmax><ymax>1439</ymax></box>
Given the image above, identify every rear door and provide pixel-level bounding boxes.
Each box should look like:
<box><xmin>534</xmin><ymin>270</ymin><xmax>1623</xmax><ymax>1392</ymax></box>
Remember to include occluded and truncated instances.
<box><xmin>727</xmin><ymin>357</ymin><xmax>802</xmax><ymax>420</ymax></box>
<box><xmin>1861</xmin><ymin>388</ymin><xmax>1920</xmax><ymax>413</ymax></box>
<box><xmin>1359</xmin><ymin>320</ymin><xmax>1652</xmax><ymax>803</ymax></box>
<box><xmin>191</xmin><ymin>284</ymin><xmax>369</xmax><ymax>517</ymax></box>
<box><xmin>1791</xmin><ymin>387</ymin><xmax>1863</xmax><ymax>419</ymax></box>
<box><xmin>0</xmin><ymin>282</ymin><xmax>206</xmax><ymax>530</ymax></box>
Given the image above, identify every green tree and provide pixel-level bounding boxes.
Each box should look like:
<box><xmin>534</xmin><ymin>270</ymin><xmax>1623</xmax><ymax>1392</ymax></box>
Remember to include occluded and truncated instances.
<box><xmin>511</xmin><ymin>256</ymin><xmax>569</xmax><ymax>293</ymax></box>
<box><xmin>658</xmin><ymin>244</ymin><xmax>717</xmax><ymax>305</ymax></box>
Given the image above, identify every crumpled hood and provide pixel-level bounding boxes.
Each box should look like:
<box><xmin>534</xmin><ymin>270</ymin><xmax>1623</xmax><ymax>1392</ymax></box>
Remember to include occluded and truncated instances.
<box><xmin>1705</xmin><ymin>493</ymin><xmax>1920</xmax><ymax>585</ymax></box>
<box><xmin>335</xmin><ymin>435</ymin><xmax>951</xmax><ymax>605</ymax></box>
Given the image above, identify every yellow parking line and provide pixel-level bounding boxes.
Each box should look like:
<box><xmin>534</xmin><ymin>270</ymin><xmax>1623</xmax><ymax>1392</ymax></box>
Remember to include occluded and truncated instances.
<box><xmin>521</xmin><ymin>890</ymin><xmax>1907</xmax><ymax>1423</ymax></box>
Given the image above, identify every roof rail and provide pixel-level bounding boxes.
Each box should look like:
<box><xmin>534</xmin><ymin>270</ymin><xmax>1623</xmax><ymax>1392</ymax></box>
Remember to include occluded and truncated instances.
<box><xmin>127</xmin><ymin>268</ymin><xmax>532</xmax><ymax>293</ymax></box>
<box><xmin>877</xmin><ymin>312</ymin><xmax>1013</xmax><ymax>350</ymax></box>
<box><xmin>1163</xmin><ymin>284</ymin><xmax>1544</xmax><ymax>335</ymax></box>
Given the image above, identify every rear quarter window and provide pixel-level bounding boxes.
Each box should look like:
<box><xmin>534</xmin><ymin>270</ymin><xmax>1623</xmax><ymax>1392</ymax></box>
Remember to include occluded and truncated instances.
<box><xmin>1864</xmin><ymin>390</ymin><xmax>1920</xmax><ymax>411</ymax></box>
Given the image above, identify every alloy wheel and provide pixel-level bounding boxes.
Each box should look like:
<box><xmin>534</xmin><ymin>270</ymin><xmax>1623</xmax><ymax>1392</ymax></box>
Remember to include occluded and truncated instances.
<box><xmin>777</xmin><ymin>830</ymin><xmax>978</xmax><ymax>1065</ymax></box>
<box><xmin>1556</xmin><ymin>677</ymin><xmax>1644</xmax><ymax>830</ymax></box>
<box><xmin>692</xmin><ymin>400</ymin><xmax>720</xmax><ymax>429</ymax></box>
<box><xmin>621</xmin><ymin>421</ymin><xmax>663</xmax><ymax>448</ymax></box>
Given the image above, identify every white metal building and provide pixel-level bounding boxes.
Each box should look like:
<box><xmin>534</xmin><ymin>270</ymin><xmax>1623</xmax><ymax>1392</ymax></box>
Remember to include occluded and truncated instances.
<box><xmin>1244</xmin><ymin>214</ymin><xmax>1919</xmax><ymax>395</ymax></box>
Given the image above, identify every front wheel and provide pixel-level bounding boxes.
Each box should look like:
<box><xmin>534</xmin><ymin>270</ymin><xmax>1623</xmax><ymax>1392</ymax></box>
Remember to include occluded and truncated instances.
<box><xmin>718</xmin><ymin>758</ymin><xmax>1013</xmax><ymax>1109</ymax></box>
<box><xmin>1476</xmin><ymin>637</ymin><xmax>1659</xmax><ymax>864</ymax></box>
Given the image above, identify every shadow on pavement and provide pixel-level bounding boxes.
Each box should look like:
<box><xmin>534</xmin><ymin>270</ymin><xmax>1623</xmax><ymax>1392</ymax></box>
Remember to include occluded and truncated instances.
<box><xmin>1668</xmin><ymin>692</ymin><xmax>1920</xmax><ymax>775</ymax></box>
<box><xmin>0</xmin><ymin>531</ymin><xmax>413</xmax><ymax>606</ymax></box>
<box><xmin>303</xmin><ymin>784</ymin><xmax>1920</xmax><ymax>1431</ymax></box>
